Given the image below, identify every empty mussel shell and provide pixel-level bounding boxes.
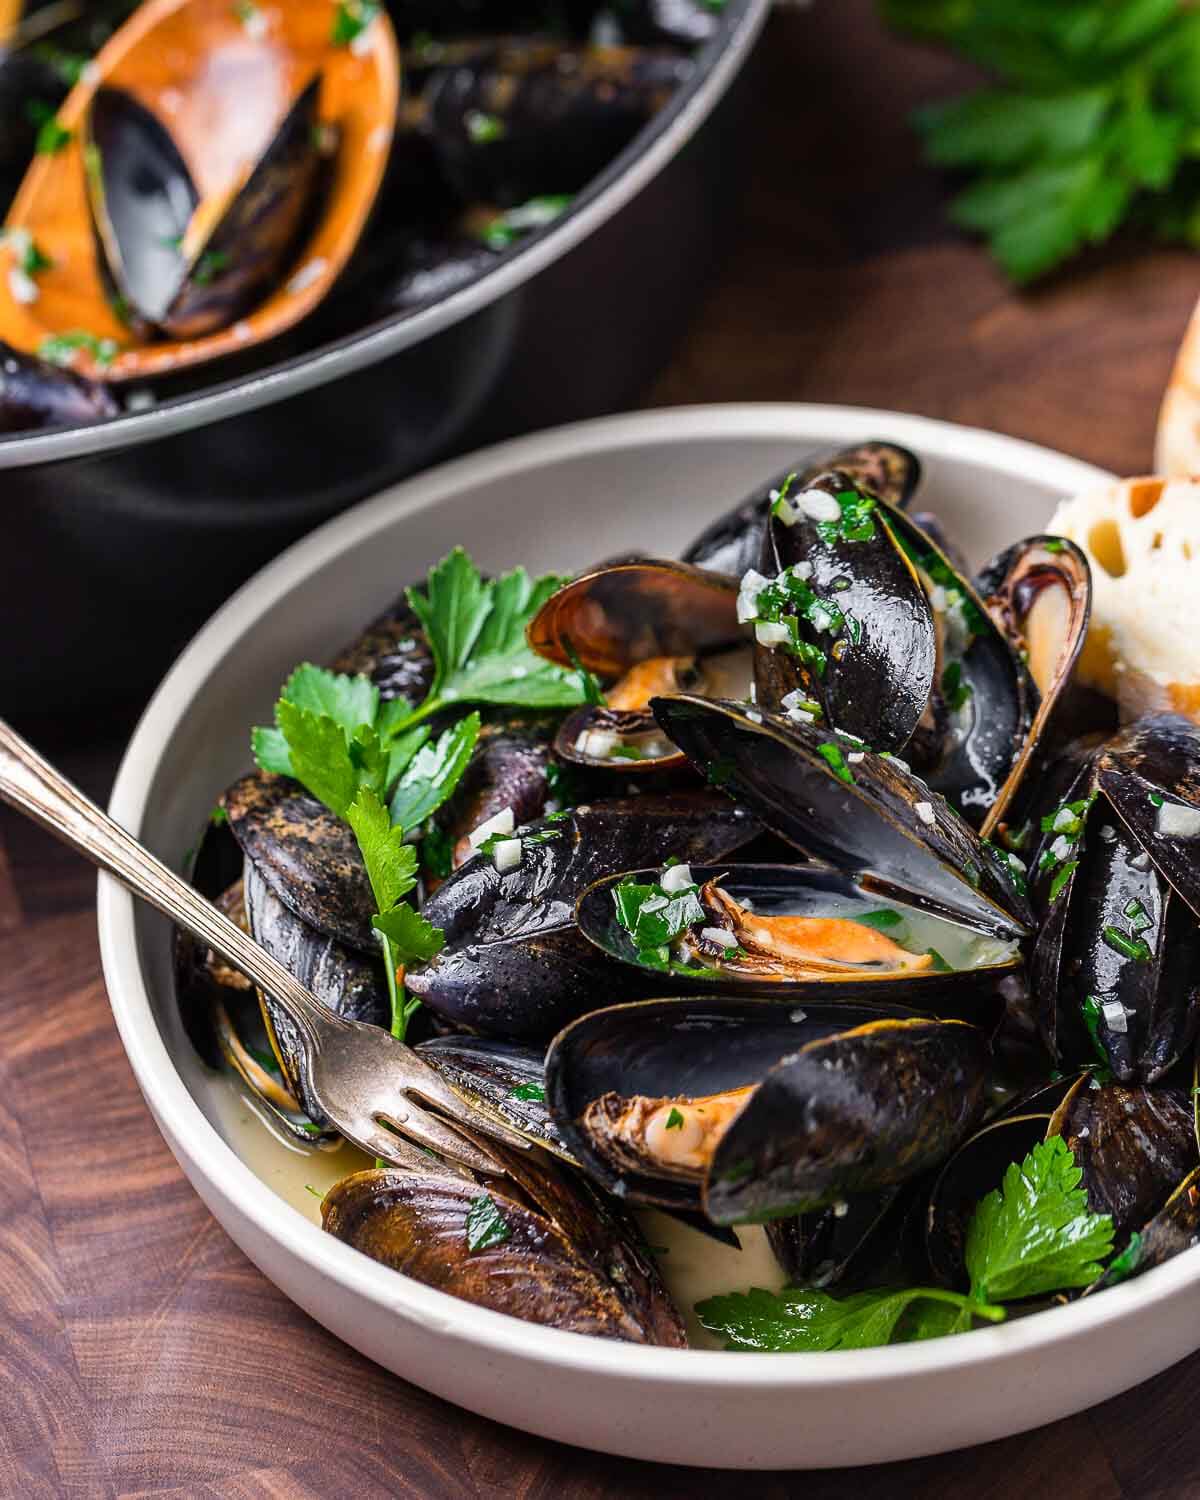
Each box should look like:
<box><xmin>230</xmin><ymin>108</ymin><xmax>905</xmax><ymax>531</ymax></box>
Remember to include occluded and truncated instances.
<box><xmin>545</xmin><ymin>996</ymin><xmax>989</xmax><ymax>1225</ymax></box>
<box><xmin>415</xmin><ymin>1034</ymin><xmax>569</xmax><ymax>1160</ymax></box>
<box><xmin>576</xmin><ymin>863</ymin><xmax>1019</xmax><ymax>1015</ymax></box>
<box><xmin>650</xmin><ymin>695</ymin><xmax>1032</xmax><ymax>940</ymax></box>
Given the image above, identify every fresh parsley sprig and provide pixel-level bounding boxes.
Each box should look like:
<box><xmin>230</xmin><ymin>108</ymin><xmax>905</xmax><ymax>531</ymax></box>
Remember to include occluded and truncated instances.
<box><xmin>697</xmin><ymin>1136</ymin><xmax>1114</xmax><ymax>1352</ymax></box>
<box><xmin>883</xmin><ymin>0</ymin><xmax>1200</xmax><ymax>282</ymax></box>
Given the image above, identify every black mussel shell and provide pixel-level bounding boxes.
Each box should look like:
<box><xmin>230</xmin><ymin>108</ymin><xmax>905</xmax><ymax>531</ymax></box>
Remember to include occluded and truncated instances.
<box><xmin>576</xmin><ymin>863</ymin><xmax>1019</xmax><ymax>1018</ymax></box>
<box><xmin>546</xmin><ymin>996</ymin><xmax>988</xmax><ymax>1226</ymax></box>
<box><xmin>436</xmin><ymin>716</ymin><xmax>554</xmax><ymax>869</ymax></box>
<box><xmin>682</xmin><ymin>441</ymin><xmax>921</xmax><ymax>579</ymax></box>
<box><xmin>765</xmin><ymin>1188</ymin><xmax>903</xmax><ymax>1290</ymax></box>
<box><xmin>1051</xmin><ymin>1077</ymin><xmax>1198</xmax><ymax>1247</ymax></box>
<box><xmin>752</xmin><ymin>470</ymin><xmax>936</xmax><ymax>752</ymax></box>
<box><xmin>650</xmin><ymin>696</ymin><xmax>1032</xmax><ymax>939</ymax></box>
<box><xmin>223</xmin><ymin>772</ymin><xmax>375</xmax><ymax>952</ymax></box>
<box><xmin>422</xmin><ymin>41</ymin><xmax>690</xmax><ymax>206</ymax></box>
<box><xmin>882</xmin><ymin>506</ymin><xmax>1038</xmax><ymax>829</ymax></box>
<box><xmin>322</xmin><ymin>1145</ymin><xmax>685</xmax><ymax>1345</ymax></box>
<box><xmin>86</xmin><ymin>85</ymin><xmax>199</xmax><ymax>335</ymax></box>
<box><xmin>330</xmin><ymin>589</ymin><xmax>435</xmax><ymax>704</ymax></box>
<box><xmin>405</xmin><ymin>793</ymin><xmax>759</xmax><ymax>1040</ymax></box>
<box><xmin>1031</xmin><ymin>730</ymin><xmax>1200</xmax><ymax>1083</ymax></box>
<box><xmin>1097</xmin><ymin>714</ymin><xmax>1200</xmax><ymax>920</ymax></box>
<box><xmin>974</xmin><ymin>536</ymin><xmax>1092</xmax><ymax>840</ymax></box>
<box><xmin>1087</xmin><ymin>1167</ymin><xmax>1200</xmax><ymax>1291</ymax></box>
<box><xmin>242</xmin><ymin>859</ymin><xmax>387</xmax><ymax>1127</ymax></box>
<box><xmin>86</xmin><ymin>76</ymin><xmax>324</xmax><ymax>340</ymax></box>
<box><xmin>526</xmin><ymin>559</ymin><xmax>739</xmax><ymax>680</ymax></box>
<box><xmin>0</xmin><ymin>340</ymin><xmax>118</xmax><ymax>431</ymax></box>
<box><xmin>415</xmin><ymin>1034</ymin><xmax>568</xmax><ymax>1158</ymax></box>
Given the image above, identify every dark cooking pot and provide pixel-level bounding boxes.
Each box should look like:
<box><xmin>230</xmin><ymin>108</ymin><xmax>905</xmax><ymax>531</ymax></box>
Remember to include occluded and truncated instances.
<box><xmin>3</xmin><ymin>0</ymin><xmax>767</xmax><ymax>717</ymax></box>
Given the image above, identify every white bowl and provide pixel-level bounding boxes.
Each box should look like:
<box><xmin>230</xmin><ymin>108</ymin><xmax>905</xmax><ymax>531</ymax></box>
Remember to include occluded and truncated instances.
<box><xmin>99</xmin><ymin>404</ymin><xmax>1200</xmax><ymax>1471</ymax></box>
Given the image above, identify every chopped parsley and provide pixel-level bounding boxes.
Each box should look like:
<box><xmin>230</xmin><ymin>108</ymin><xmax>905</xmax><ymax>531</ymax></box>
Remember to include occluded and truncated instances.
<box><xmin>769</xmin><ymin>471</ymin><xmax>798</xmax><ymax>519</ymax></box>
<box><xmin>466</xmin><ymin>110</ymin><xmax>506</xmax><ymax>145</ymax></box>
<box><xmin>1</xmin><ymin>229</ymin><xmax>53</xmax><ymax>277</ymax></box>
<box><xmin>1101</xmin><ymin>925</ymin><xmax>1152</xmax><ymax>963</ymax></box>
<box><xmin>465</xmin><ymin>1193</ymin><xmax>511</xmax><ymax>1252</ymax></box>
<box><xmin>27</xmin><ymin>101</ymin><xmax>71</xmax><ymax>155</ymax></box>
<box><xmin>613</xmin><ymin>877</ymin><xmax>705</xmax><ymax>966</ymax></box>
<box><xmin>817</xmin><ymin>741</ymin><xmax>855</xmax><ymax>785</ymax></box>
<box><xmin>192</xmin><ymin>249</ymin><xmax>231</xmax><ymax>285</ymax></box>
<box><xmin>1037</xmin><ymin>793</ymin><xmax>1096</xmax><ymax>899</ymax></box>
<box><xmin>509</xmin><ymin>1082</ymin><xmax>546</xmax><ymax>1103</ymax></box>
<box><xmin>892</xmin><ymin>528</ymin><xmax>988</xmax><ymax>637</ymax></box>
<box><xmin>420</xmin><ymin>822</ymin><xmax>454</xmax><ymax>879</ymax></box>
<box><xmin>814</xmin><ymin>487</ymin><xmax>878</xmax><ymax>546</ymax></box>
<box><xmin>941</xmin><ymin>660</ymin><xmax>973</xmax><ymax>712</ymax></box>
<box><xmin>1043</xmin><ymin>539</ymin><xmax>1066</xmax><ymax>553</ymax></box>
<box><xmin>1149</xmin><ymin>791</ymin><xmax>1165</xmax><ymax>808</ymax></box>
<box><xmin>925</xmin><ymin>948</ymin><xmax>952</xmax><ymax>972</ymax></box>
<box><xmin>477</xmin><ymin>195</ymin><xmax>572</xmax><ymax>251</ymax></box>
<box><xmin>331</xmin><ymin>0</ymin><xmax>379</xmax><ymax>46</ymax></box>
<box><xmin>854</xmin><ymin>908</ymin><xmax>903</xmax><ymax>930</ymax></box>
<box><xmin>1081</xmin><ymin>994</ymin><xmax>1112</xmax><ymax>1069</ymax></box>
<box><xmin>665</xmin><ymin>1107</ymin><xmax>685</xmax><ymax>1130</ymax></box>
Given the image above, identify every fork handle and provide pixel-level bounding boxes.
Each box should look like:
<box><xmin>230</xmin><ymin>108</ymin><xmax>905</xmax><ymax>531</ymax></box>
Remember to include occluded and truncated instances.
<box><xmin>0</xmin><ymin>717</ymin><xmax>334</xmax><ymax>1047</ymax></box>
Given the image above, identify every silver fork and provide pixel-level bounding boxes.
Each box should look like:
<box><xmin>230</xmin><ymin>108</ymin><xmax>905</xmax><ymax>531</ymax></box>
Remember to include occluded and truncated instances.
<box><xmin>0</xmin><ymin>718</ymin><xmax>530</xmax><ymax>1177</ymax></box>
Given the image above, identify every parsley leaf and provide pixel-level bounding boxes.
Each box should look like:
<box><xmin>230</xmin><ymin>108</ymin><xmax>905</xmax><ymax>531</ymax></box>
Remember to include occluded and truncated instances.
<box><xmin>966</xmin><ymin>1135</ymin><xmax>1114</xmax><ymax>1303</ymax></box>
<box><xmin>696</xmin><ymin>1285</ymin><xmax>1001</xmax><ymax>1352</ymax></box>
<box><xmin>406</xmin><ymin>550</ymin><xmax>585</xmax><ymax>716</ymax></box>
<box><xmin>465</xmin><ymin>1192</ymin><xmax>511</xmax><ymax>1252</ymax></box>
<box><xmin>884</xmin><ymin>0</ymin><xmax>1200</xmax><ymax>281</ymax></box>
<box><xmin>372</xmin><ymin>902</ymin><xmax>444</xmax><ymax>963</ymax></box>
<box><xmin>388</xmin><ymin>713</ymin><xmax>481</xmax><ymax>833</ymax></box>
<box><xmin>344</xmin><ymin>787</ymin><xmax>418</xmax><ymax>914</ymax></box>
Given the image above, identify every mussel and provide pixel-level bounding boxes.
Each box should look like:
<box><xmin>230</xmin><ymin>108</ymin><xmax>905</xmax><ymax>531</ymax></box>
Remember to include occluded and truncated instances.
<box><xmin>323</xmin><ymin>1139</ymin><xmax>686</xmax><ymax>1344</ymax></box>
<box><xmin>545</xmin><ymin>996</ymin><xmax>989</xmax><ymax>1225</ymax></box>
<box><xmin>681</xmin><ymin>441</ymin><xmax>922</xmax><ymax>580</ymax></box>
<box><xmin>577</xmin><ymin>862</ymin><xmax>1018</xmax><ymax>1018</ymax></box>
<box><xmin>526</xmin><ymin>559</ymin><xmax>746</xmax><ymax>772</ymax></box>
<box><xmin>1029</xmin><ymin>716</ymin><xmax>1200</xmax><ymax>1083</ymax></box>
<box><xmin>927</xmin><ymin>1074</ymin><xmax>1200</xmax><ymax>1286</ymax></box>
<box><xmin>0</xmin><ymin>0</ymin><xmax>399</xmax><ymax>380</ymax></box>
<box><xmin>0</xmin><ymin>338</ymin><xmax>117</xmax><ymax>429</ymax></box>
<box><xmin>405</xmin><ymin>793</ymin><xmax>759</xmax><ymax>1039</ymax></box>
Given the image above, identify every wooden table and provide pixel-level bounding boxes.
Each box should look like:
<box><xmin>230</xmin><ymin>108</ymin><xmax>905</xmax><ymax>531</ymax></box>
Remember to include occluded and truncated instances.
<box><xmin>3</xmin><ymin>4</ymin><xmax>1199</xmax><ymax>1495</ymax></box>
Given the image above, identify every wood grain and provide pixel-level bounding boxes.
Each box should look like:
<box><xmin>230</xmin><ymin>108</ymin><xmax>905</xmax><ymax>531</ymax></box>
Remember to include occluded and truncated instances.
<box><xmin>6</xmin><ymin>2</ymin><xmax>1200</xmax><ymax>1494</ymax></box>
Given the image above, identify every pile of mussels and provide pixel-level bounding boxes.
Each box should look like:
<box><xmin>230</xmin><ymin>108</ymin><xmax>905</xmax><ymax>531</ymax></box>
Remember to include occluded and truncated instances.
<box><xmin>0</xmin><ymin>0</ymin><xmax>715</xmax><ymax>431</ymax></box>
<box><xmin>181</xmin><ymin>440</ymin><xmax>1200</xmax><ymax>1348</ymax></box>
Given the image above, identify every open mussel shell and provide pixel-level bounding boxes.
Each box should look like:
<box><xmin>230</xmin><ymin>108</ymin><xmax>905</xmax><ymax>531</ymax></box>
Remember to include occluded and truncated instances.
<box><xmin>1087</xmin><ymin>1166</ymin><xmax>1200</xmax><ymax>1291</ymax></box>
<box><xmin>0</xmin><ymin>338</ymin><xmax>118</xmax><ymax>430</ymax></box>
<box><xmin>223</xmin><ymin>772</ymin><xmax>375</xmax><ymax>952</ymax></box>
<box><xmin>974</xmin><ymin>535</ymin><xmax>1092</xmax><ymax>840</ymax></box>
<box><xmin>527</xmin><ymin>559</ymin><xmax>740</xmax><ymax>680</ymax></box>
<box><xmin>1</xmin><ymin>0</ymin><xmax>399</xmax><ymax>380</ymax></box>
<box><xmin>1031</xmin><ymin>728</ymin><xmax>1200</xmax><ymax>1082</ymax></box>
<box><xmin>405</xmin><ymin>793</ymin><xmax>760</xmax><ymax>1041</ymax></box>
<box><xmin>322</xmin><ymin>1144</ymin><xmax>686</xmax><ymax>1345</ymax></box>
<box><xmin>753</xmin><ymin>470</ymin><xmax>937</xmax><ymax>752</ymax></box>
<box><xmin>546</xmin><ymin>996</ymin><xmax>989</xmax><ymax>1226</ymax></box>
<box><xmin>682</xmin><ymin>441</ymin><xmax>922</xmax><ymax>579</ymax></box>
<box><xmin>576</xmin><ymin>863</ymin><xmax>1019</xmax><ymax>1017</ymax></box>
<box><xmin>650</xmin><ymin>695</ymin><xmax>1032</xmax><ymax>940</ymax></box>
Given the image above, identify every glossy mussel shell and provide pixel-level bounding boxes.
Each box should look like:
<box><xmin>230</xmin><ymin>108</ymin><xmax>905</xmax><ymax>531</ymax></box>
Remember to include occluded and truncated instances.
<box><xmin>322</xmin><ymin>1140</ymin><xmax>686</xmax><ymax>1345</ymax></box>
<box><xmin>651</xmin><ymin>695</ymin><xmax>1032</xmax><ymax>940</ymax></box>
<box><xmin>1031</xmin><ymin>720</ymin><xmax>1200</xmax><ymax>1082</ymax></box>
<box><xmin>545</xmin><ymin>996</ymin><xmax>989</xmax><ymax>1225</ymax></box>
<box><xmin>752</xmin><ymin>469</ymin><xmax>937</xmax><ymax>752</ymax></box>
<box><xmin>0</xmin><ymin>0</ymin><xmax>398</xmax><ymax>380</ymax></box>
<box><xmin>576</xmin><ymin>863</ymin><xmax>1018</xmax><ymax>1019</ymax></box>
<box><xmin>681</xmin><ymin>441</ymin><xmax>922</xmax><ymax>579</ymax></box>
<box><xmin>974</xmin><ymin>535</ymin><xmax>1092</xmax><ymax>839</ymax></box>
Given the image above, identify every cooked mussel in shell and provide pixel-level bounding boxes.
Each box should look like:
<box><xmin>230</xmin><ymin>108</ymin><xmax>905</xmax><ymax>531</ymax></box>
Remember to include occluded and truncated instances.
<box><xmin>577</xmin><ymin>862</ymin><xmax>1019</xmax><ymax>1015</ymax></box>
<box><xmin>546</xmin><ymin>997</ymin><xmax>989</xmax><ymax>1225</ymax></box>
<box><xmin>322</xmin><ymin>1141</ymin><xmax>686</xmax><ymax>1345</ymax></box>
<box><xmin>1030</xmin><ymin>718</ymin><xmax>1200</xmax><ymax>1082</ymax></box>
<box><xmin>405</xmin><ymin>793</ymin><xmax>759</xmax><ymax>1040</ymax></box>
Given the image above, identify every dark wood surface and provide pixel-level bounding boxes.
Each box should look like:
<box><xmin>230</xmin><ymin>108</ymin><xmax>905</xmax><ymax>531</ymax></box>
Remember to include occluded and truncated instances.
<box><xmin>4</xmin><ymin>3</ymin><xmax>1200</xmax><ymax>1495</ymax></box>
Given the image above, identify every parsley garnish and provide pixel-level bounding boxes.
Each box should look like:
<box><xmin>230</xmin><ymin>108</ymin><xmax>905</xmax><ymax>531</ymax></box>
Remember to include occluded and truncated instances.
<box><xmin>510</xmin><ymin>1082</ymin><xmax>546</xmax><ymax>1103</ymax></box>
<box><xmin>817</xmin><ymin>741</ymin><xmax>855</xmax><ymax>785</ymax></box>
<box><xmin>27</xmin><ymin>100</ymin><xmax>71</xmax><ymax>154</ymax></box>
<box><xmin>884</xmin><ymin>0</ymin><xmax>1200</xmax><ymax>283</ymax></box>
<box><xmin>698</xmin><ymin>1137</ymin><xmax>1112</xmax><ymax>1351</ymax></box>
<box><xmin>1101</xmin><ymin>924</ymin><xmax>1152</xmax><ymax>963</ymax></box>
<box><xmin>466</xmin><ymin>110</ymin><xmax>506</xmax><ymax>145</ymax></box>
<box><xmin>665</xmin><ymin>1107</ymin><xmax>685</xmax><ymax>1130</ymax></box>
<box><xmin>942</xmin><ymin>660</ymin><xmax>973</xmax><ymax>712</ymax></box>
<box><xmin>465</xmin><ymin>1193</ymin><xmax>511</xmax><ymax>1252</ymax></box>
<box><xmin>38</xmin><ymin>330</ymin><xmax>118</xmax><ymax>368</ymax></box>
<box><xmin>613</xmin><ymin>877</ymin><xmax>706</xmax><ymax>966</ymax></box>
<box><xmin>815</xmin><ymin>487</ymin><xmax>878</xmax><ymax>545</ymax></box>
<box><xmin>192</xmin><ymin>249</ymin><xmax>230</xmax><ymax>285</ymax></box>
<box><xmin>562</xmin><ymin>636</ymin><xmax>607</xmax><ymax>706</ymax></box>
<box><xmin>854</xmin><ymin>908</ymin><xmax>903</xmax><ymax>930</ymax></box>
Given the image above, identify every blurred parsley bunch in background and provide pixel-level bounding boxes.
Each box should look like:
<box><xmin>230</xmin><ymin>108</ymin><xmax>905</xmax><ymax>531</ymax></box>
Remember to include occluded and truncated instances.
<box><xmin>884</xmin><ymin>0</ymin><xmax>1200</xmax><ymax>281</ymax></box>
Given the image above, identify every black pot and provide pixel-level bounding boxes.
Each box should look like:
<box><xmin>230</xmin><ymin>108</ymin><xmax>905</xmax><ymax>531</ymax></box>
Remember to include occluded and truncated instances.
<box><xmin>2</xmin><ymin>0</ymin><xmax>767</xmax><ymax>716</ymax></box>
